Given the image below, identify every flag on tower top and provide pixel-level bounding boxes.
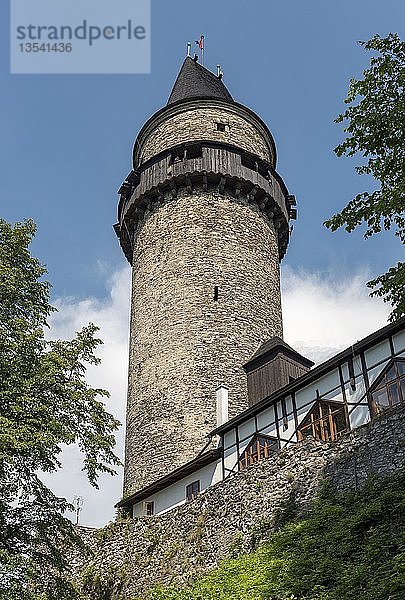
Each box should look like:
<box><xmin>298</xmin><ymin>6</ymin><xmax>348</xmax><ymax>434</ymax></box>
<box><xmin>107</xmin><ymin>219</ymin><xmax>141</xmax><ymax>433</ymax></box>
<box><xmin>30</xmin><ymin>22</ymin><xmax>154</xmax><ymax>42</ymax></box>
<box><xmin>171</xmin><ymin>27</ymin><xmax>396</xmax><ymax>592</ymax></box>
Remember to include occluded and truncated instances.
<box><xmin>196</xmin><ymin>35</ymin><xmax>204</xmax><ymax>50</ymax></box>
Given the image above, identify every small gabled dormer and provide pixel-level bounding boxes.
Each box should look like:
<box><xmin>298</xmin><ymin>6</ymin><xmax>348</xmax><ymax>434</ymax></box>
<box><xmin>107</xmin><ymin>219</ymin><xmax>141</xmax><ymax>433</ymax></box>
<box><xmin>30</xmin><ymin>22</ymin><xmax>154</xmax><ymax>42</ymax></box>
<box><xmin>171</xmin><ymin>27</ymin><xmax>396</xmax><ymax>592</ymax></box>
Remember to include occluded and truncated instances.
<box><xmin>238</xmin><ymin>434</ymin><xmax>279</xmax><ymax>470</ymax></box>
<box><xmin>297</xmin><ymin>399</ymin><xmax>349</xmax><ymax>443</ymax></box>
<box><xmin>370</xmin><ymin>358</ymin><xmax>405</xmax><ymax>415</ymax></box>
<box><xmin>244</xmin><ymin>337</ymin><xmax>314</xmax><ymax>406</ymax></box>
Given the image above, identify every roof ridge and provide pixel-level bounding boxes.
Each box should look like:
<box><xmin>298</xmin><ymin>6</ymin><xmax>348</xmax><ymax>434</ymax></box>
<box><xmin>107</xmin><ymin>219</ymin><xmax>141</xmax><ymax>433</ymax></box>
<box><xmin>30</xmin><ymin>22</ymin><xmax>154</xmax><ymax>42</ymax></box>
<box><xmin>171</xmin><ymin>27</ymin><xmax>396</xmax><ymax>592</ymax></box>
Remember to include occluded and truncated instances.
<box><xmin>247</xmin><ymin>336</ymin><xmax>313</xmax><ymax>366</ymax></box>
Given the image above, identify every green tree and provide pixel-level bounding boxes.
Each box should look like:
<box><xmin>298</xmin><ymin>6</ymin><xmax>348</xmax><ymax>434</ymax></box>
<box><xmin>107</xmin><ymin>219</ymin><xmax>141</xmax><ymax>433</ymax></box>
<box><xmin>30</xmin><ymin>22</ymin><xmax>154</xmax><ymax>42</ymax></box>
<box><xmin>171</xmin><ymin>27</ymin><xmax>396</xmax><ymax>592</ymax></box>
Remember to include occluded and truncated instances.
<box><xmin>0</xmin><ymin>219</ymin><xmax>121</xmax><ymax>599</ymax></box>
<box><xmin>324</xmin><ymin>33</ymin><xmax>405</xmax><ymax>321</ymax></box>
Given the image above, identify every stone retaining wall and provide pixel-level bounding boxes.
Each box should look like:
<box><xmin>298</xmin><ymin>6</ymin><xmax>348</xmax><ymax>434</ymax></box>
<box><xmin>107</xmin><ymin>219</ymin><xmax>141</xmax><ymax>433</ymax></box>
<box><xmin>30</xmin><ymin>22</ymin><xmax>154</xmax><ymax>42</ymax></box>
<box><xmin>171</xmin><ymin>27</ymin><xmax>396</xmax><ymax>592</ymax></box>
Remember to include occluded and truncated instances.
<box><xmin>75</xmin><ymin>406</ymin><xmax>405</xmax><ymax>598</ymax></box>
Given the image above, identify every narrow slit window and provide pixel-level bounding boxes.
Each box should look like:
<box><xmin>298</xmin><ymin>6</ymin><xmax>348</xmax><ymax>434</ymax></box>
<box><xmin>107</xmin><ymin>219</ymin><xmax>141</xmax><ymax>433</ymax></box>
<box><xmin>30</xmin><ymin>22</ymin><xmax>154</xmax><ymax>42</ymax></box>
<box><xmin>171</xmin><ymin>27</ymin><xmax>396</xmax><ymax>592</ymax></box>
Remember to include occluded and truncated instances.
<box><xmin>281</xmin><ymin>397</ymin><xmax>288</xmax><ymax>431</ymax></box>
<box><xmin>214</xmin><ymin>286</ymin><xmax>219</xmax><ymax>301</ymax></box>
<box><xmin>186</xmin><ymin>481</ymin><xmax>200</xmax><ymax>502</ymax></box>
<box><xmin>216</xmin><ymin>122</ymin><xmax>226</xmax><ymax>132</ymax></box>
<box><xmin>348</xmin><ymin>357</ymin><xmax>356</xmax><ymax>390</ymax></box>
<box><xmin>143</xmin><ymin>501</ymin><xmax>154</xmax><ymax>516</ymax></box>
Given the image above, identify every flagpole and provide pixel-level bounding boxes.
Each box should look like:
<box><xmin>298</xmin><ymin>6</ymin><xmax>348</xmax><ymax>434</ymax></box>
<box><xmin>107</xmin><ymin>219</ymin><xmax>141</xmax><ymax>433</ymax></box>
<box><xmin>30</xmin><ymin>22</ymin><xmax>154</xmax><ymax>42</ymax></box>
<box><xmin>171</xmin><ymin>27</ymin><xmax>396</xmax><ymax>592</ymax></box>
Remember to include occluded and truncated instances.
<box><xmin>201</xmin><ymin>35</ymin><xmax>205</xmax><ymax>65</ymax></box>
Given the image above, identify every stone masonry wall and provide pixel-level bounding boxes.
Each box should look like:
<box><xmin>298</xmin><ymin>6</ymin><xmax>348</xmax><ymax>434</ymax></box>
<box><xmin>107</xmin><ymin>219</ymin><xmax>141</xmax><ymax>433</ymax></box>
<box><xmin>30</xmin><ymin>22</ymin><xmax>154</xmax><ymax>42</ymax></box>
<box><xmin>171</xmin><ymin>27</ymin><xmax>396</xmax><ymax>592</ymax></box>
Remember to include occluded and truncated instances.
<box><xmin>124</xmin><ymin>187</ymin><xmax>282</xmax><ymax>495</ymax></box>
<box><xmin>138</xmin><ymin>105</ymin><xmax>273</xmax><ymax>164</ymax></box>
<box><xmin>77</xmin><ymin>407</ymin><xmax>405</xmax><ymax>599</ymax></box>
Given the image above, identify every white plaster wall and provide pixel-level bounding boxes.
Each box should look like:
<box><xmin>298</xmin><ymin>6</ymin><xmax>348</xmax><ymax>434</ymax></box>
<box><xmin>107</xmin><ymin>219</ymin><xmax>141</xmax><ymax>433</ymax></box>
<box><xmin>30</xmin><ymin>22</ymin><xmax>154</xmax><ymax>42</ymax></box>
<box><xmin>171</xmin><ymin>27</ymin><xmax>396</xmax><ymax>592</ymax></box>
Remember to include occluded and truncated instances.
<box><xmin>238</xmin><ymin>417</ymin><xmax>255</xmax><ymax>443</ymax></box>
<box><xmin>365</xmin><ymin>340</ymin><xmax>391</xmax><ymax>369</ymax></box>
<box><xmin>349</xmin><ymin>404</ymin><xmax>370</xmax><ymax>429</ymax></box>
<box><xmin>393</xmin><ymin>331</ymin><xmax>405</xmax><ymax>354</ymax></box>
<box><xmin>133</xmin><ymin>460</ymin><xmax>222</xmax><ymax>517</ymax></box>
<box><xmin>224</xmin><ymin>446</ymin><xmax>238</xmax><ymax>474</ymax></box>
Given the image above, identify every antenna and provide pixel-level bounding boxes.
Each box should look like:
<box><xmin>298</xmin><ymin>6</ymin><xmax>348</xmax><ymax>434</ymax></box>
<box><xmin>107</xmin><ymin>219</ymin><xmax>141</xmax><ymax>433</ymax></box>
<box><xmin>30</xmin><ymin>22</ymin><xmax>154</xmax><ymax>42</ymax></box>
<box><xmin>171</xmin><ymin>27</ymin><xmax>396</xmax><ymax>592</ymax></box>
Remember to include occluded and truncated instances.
<box><xmin>73</xmin><ymin>496</ymin><xmax>84</xmax><ymax>526</ymax></box>
<box><xmin>187</xmin><ymin>41</ymin><xmax>191</xmax><ymax>57</ymax></box>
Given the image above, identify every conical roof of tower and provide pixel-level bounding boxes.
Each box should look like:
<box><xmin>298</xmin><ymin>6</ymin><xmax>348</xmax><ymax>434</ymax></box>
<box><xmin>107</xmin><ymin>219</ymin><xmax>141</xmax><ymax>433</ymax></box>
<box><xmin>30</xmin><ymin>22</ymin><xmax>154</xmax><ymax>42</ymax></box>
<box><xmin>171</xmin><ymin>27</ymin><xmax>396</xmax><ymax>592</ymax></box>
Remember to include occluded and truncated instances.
<box><xmin>167</xmin><ymin>56</ymin><xmax>233</xmax><ymax>105</ymax></box>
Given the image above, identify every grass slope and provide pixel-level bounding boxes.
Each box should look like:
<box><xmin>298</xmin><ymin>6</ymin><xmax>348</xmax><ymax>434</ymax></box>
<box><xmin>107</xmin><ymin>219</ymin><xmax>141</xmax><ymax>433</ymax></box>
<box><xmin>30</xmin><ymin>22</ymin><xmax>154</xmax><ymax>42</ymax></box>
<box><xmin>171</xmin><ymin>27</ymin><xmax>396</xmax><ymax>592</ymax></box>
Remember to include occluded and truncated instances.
<box><xmin>146</xmin><ymin>473</ymin><xmax>405</xmax><ymax>600</ymax></box>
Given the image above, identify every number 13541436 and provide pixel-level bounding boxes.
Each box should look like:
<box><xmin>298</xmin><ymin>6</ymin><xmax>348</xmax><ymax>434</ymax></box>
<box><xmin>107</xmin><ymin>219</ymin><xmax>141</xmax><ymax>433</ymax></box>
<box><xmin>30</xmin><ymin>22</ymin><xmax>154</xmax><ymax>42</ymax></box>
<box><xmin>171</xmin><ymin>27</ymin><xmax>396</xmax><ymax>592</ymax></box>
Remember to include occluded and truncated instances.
<box><xmin>19</xmin><ymin>43</ymin><xmax>72</xmax><ymax>52</ymax></box>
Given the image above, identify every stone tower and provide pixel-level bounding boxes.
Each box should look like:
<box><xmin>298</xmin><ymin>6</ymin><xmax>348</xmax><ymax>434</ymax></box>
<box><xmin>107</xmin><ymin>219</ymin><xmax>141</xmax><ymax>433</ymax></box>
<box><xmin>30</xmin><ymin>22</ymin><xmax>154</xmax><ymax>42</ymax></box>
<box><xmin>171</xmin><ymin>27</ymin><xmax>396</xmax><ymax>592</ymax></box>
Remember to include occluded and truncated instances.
<box><xmin>115</xmin><ymin>56</ymin><xmax>295</xmax><ymax>496</ymax></box>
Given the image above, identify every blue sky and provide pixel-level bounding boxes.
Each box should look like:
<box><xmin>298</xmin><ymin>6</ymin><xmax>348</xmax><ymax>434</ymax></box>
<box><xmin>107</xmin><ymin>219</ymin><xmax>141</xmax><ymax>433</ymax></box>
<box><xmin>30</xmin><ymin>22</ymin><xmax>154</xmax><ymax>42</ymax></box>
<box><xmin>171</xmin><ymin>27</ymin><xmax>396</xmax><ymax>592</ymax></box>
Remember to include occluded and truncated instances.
<box><xmin>1</xmin><ymin>1</ymin><xmax>404</xmax><ymax>526</ymax></box>
<box><xmin>1</xmin><ymin>0</ymin><xmax>404</xmax><ymax>300</ymax></box>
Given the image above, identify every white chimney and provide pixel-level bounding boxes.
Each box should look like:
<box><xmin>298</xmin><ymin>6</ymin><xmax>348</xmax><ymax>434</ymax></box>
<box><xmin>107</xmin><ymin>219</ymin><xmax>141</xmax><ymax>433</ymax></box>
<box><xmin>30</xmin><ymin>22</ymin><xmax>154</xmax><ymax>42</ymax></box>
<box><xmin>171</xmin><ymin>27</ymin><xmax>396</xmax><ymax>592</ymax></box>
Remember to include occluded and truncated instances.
<box><xmin>216</xmin><ymin>385</ymin><xmax>229</xmax><ymax>427</ymax></box>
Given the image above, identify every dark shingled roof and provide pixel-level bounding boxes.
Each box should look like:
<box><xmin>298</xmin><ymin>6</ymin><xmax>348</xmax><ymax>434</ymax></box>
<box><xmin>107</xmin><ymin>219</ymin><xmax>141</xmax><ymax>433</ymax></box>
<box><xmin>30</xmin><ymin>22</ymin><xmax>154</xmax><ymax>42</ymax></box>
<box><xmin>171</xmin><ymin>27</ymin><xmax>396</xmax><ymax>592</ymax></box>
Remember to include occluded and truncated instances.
<box><xmin>250</xmin><ymin>336</ymin><xmax>296</xmax><ymax>361</ymax></box>
<box><xmin>246</xmin><ymin>336</ymin><xmax>314</xmax><ymax>369</ymax></box>
<box><xmin>167</xmin><ymin>56</ymin><xmax>233</xmax><ymax>105</ymax></box>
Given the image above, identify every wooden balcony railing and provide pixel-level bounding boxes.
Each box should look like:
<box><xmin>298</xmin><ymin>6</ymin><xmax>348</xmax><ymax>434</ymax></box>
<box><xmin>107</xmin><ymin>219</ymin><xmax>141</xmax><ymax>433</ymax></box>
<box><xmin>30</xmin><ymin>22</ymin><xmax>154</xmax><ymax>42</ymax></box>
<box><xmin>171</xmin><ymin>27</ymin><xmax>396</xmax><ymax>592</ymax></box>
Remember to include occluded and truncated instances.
<box><xmin>116</xmin><ymin>141</ymin><xmax>293</xmax><ymax>263</ymax></box>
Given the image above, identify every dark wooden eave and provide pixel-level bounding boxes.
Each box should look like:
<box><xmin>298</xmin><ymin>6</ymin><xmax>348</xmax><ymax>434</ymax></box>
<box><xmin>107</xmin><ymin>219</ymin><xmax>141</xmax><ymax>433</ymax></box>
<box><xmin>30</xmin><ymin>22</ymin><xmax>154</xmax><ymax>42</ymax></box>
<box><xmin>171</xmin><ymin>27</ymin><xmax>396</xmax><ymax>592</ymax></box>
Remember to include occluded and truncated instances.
<box><xmin>244</xmin><ymin>336</ymin><xmax>314</xmax><ymax>373</ymax></box>
<box><xmin>116</xmin><ymin>448</ymin><xmax>221</xmax><ymax>509</ymax></box>
<box><xmin>211</xmin><ymin>317</ymin><xmax>405</xmax><ymax>437</ymax></box>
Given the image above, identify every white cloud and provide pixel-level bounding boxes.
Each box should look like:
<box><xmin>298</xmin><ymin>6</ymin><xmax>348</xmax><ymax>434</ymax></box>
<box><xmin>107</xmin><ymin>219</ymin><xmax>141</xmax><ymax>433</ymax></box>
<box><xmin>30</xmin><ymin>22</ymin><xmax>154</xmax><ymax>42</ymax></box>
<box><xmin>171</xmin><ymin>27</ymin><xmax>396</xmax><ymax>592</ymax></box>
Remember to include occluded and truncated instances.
<box><xmin>281</xmin><ymin>266</ymin><xmax>391</xmax><ymax>364</ymax></box>
<box><xmin>42</xmin><ymin>266</ymin><xmax>131</xmax><ymax>528</ymax></box>
<box><xmin>41</xmin><ymin>264</ymin><xmax>391</xmax><ymax>528</ymax></box>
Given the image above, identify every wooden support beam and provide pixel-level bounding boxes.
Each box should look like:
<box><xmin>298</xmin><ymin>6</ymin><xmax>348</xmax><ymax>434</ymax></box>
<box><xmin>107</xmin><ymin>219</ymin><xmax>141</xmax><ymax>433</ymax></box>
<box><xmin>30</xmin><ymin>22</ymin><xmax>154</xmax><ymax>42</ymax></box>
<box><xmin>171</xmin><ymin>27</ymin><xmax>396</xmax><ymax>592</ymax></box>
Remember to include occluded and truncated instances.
<box><xmin>310</xmin><ymin>412</ymin><xmax>316</xmax><ymax>438</ymax></box>
<box><xmin>169</xmin><ymin>180</ymin><xmax>177</xmax><ymax>198</ymax></box>
<box><xmin>248</xmin><ymin>185</ymin><xmax>259</xmax><ymax>202</ymax></box>
<box><xmin>202</xmin><ymin>171</ymin><xmax>208</xmax><ymax>191</ymax></box>
<box><xmin>329</xmin><ymin>407</ymin><xmax>335</xmax><ymax>441</ymax></box>
<box><xmin>319</xmin><ymin>402</ymin><xmax>325</xmax><ymax>441</ymax></box>
<box><xmin>218</xmin><ymin>176</ymin><xmax>226</xmax><ymax>194</ymax></box>
<box><xmin>185</xmin><ymin>175</ymin><xmax>193</xmax><ymax>193</ymax></box>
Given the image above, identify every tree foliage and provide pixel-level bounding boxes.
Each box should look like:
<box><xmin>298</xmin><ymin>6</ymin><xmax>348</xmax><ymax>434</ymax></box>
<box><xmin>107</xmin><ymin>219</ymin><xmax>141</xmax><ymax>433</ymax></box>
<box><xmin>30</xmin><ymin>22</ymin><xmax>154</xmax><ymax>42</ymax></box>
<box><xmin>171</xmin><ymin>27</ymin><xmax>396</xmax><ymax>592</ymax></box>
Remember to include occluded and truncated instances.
<box><xmin>324</xmin><ymin>33</ymin><xmax>405</xmax><ymax>321</ymax></box>
<box><xmin>0</xmin><ymin>219</ymin><xmax>121</xmax><ymax>599</ymax></box>
<box><xmin>146</xmin><ymin>473</ymin><xmax>405</xmax><ymax>600</ymax></box>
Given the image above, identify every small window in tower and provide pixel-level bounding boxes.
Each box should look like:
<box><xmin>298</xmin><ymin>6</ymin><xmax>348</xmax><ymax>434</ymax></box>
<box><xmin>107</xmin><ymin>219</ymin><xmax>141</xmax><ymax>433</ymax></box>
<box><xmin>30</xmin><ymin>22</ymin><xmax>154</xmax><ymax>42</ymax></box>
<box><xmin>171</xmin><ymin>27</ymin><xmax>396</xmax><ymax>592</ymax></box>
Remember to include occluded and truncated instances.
<box><xmin>214</xmin><ymin>286</ymin><xmax>219</xmax><ymax>301</ymax></box>
<box><xmin>216</xmin><ymin>122</ymin><xmax>226</xmax><ymax>132</ymax></box>
<box><xmin>186</xmin><ymin>143</ymin><xmax>203</xmax><ymax>159</ymax></box>
<box><xmin>186</xmin><ymin>481</ymin><xmax>200</xmax><ymax>502</ymax></box>
<box><xmin>143</xmin><ymin>501</ymin><xmax>154</xmax><ymax>516</ymax></box>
